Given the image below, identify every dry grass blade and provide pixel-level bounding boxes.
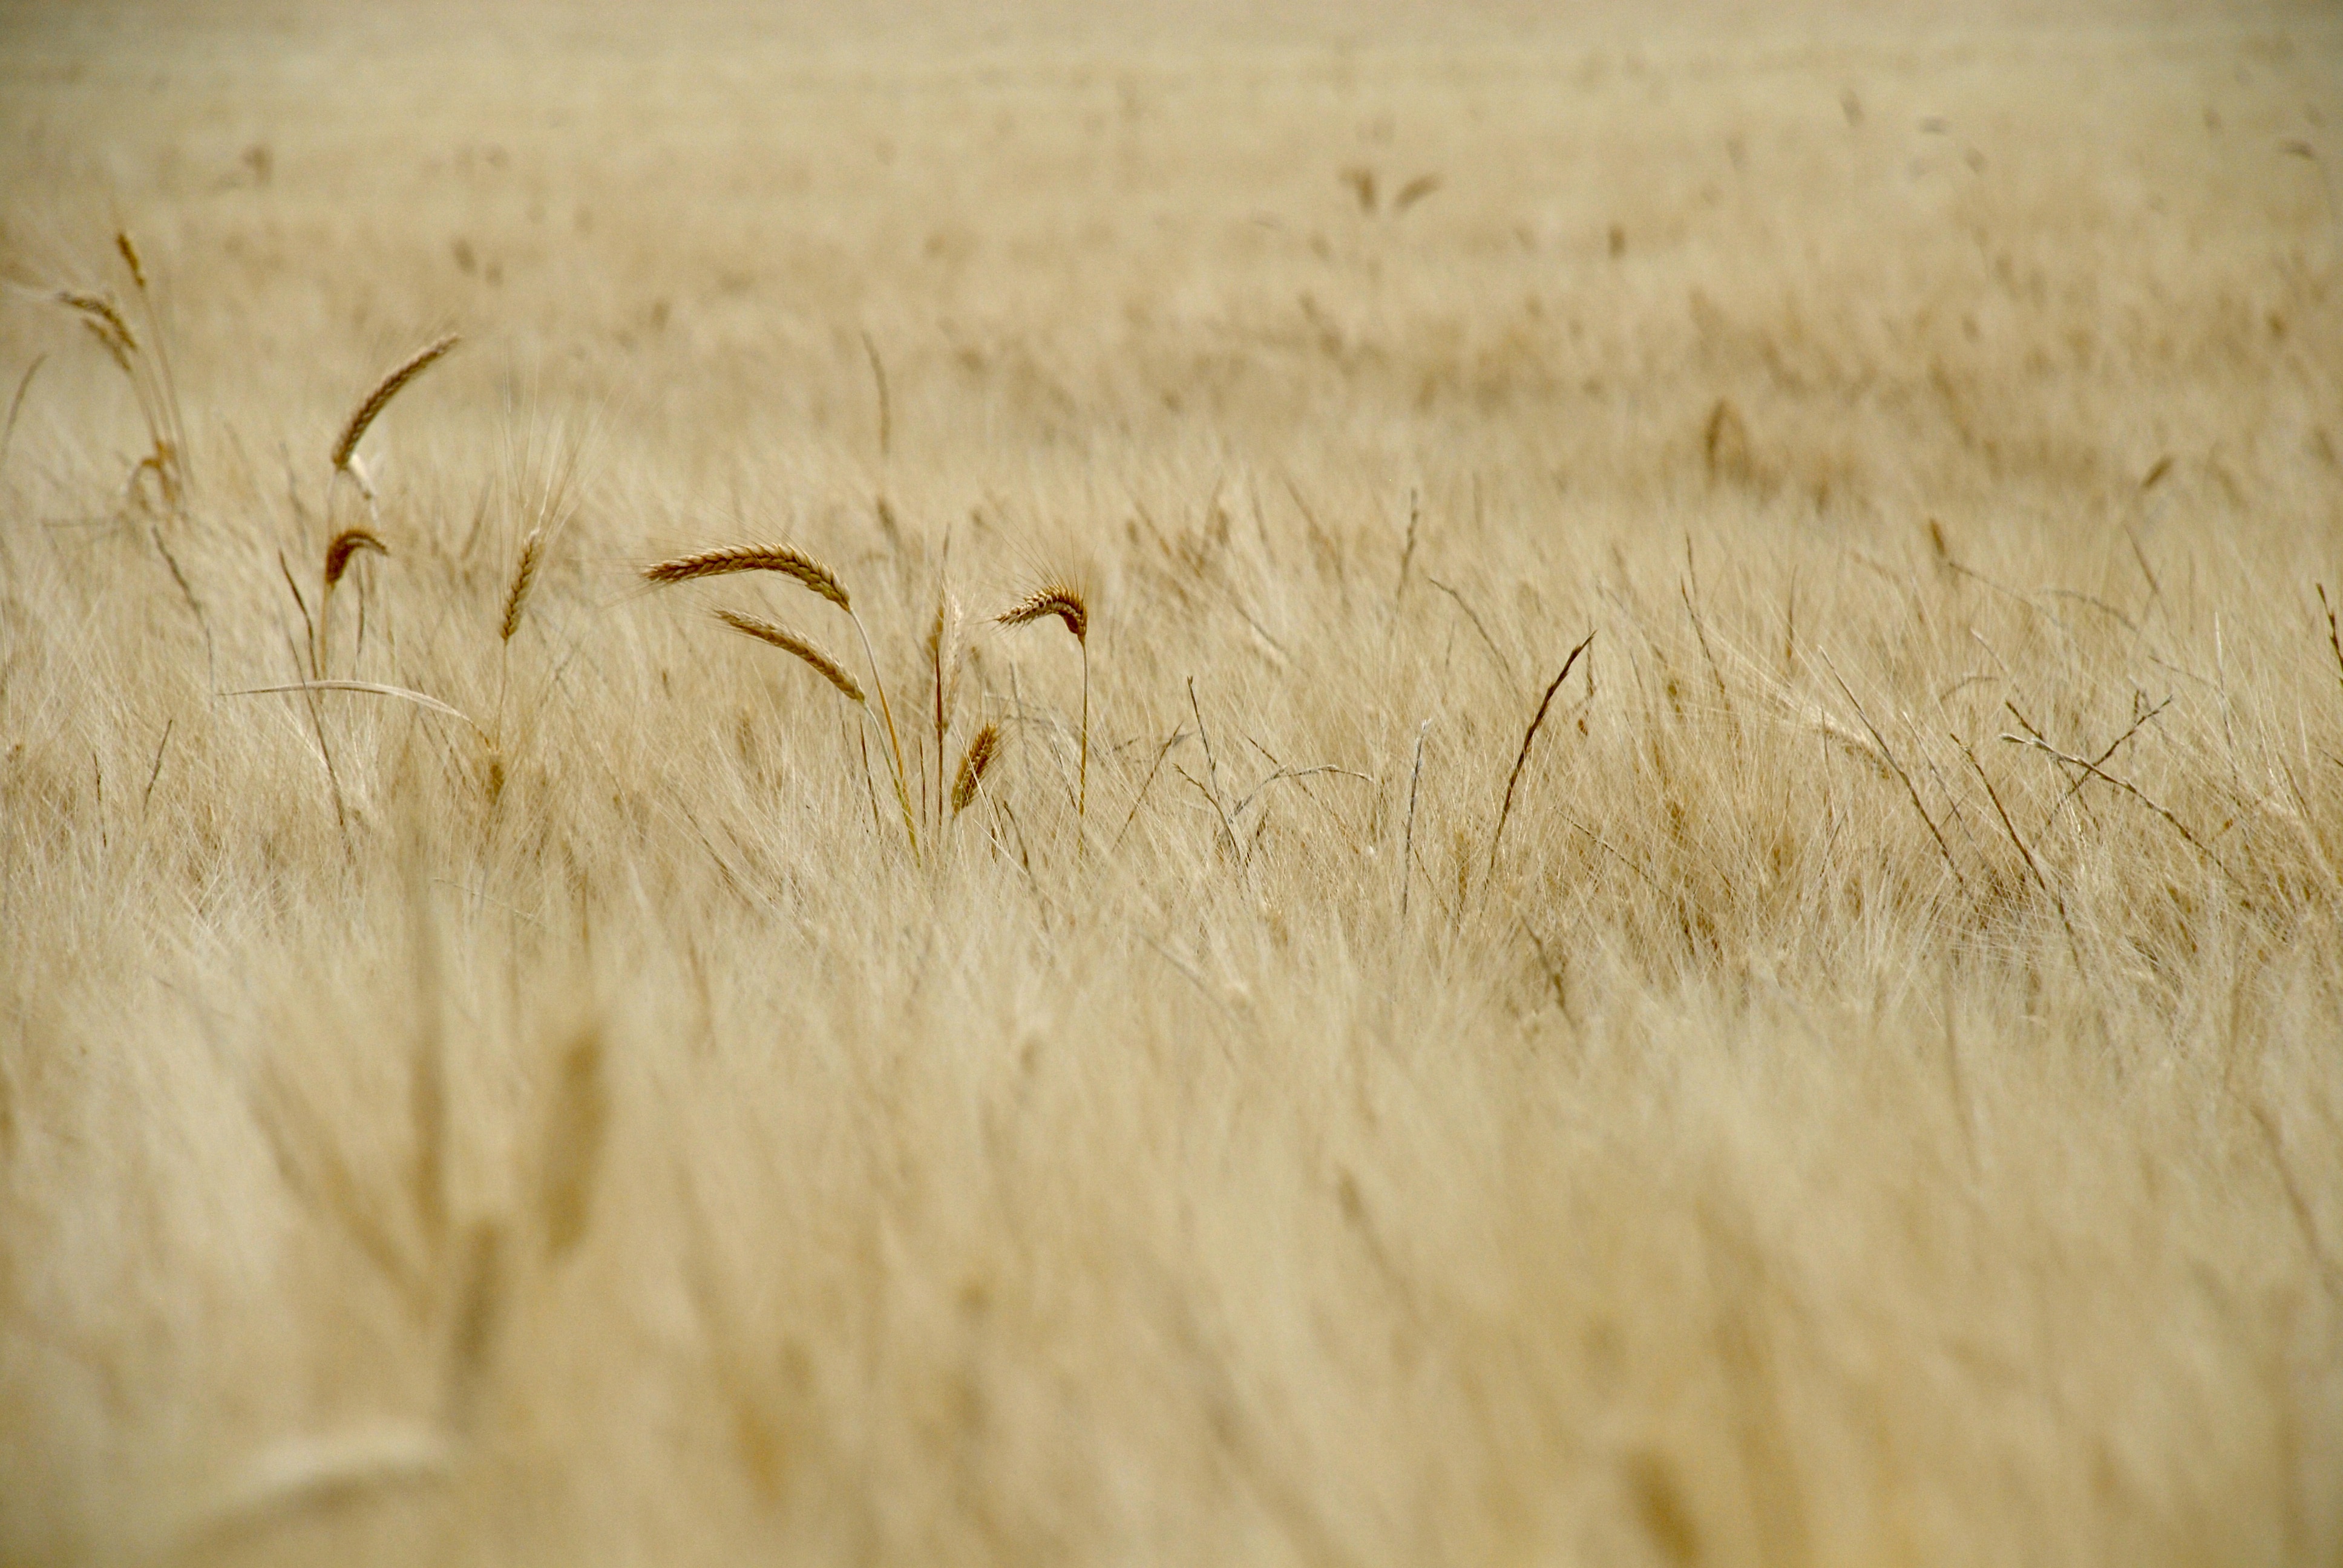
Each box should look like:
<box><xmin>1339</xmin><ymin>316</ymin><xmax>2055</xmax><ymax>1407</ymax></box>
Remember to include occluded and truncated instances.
<box><xmin>224</xmin><ymin>681</ymin><xmax>493</xmax><ymax>745</ymax></box>
<box><xmin>715</xmin><ymin>609</ymin><xmax>865</xmax><ymax>703</ymax></box>
<box><xmin>929</xmin><ymin>582</ymin><xmax>965</xmax><ymax>826</ymax></box>
<box><xmin>1393</xmin><ymin>172</ymin><xmax>1443</xmax><ymax>213</ymax></box>
<box><xmin>1</xmin><ymin>353</ymin><xmax>46</xmax><ymax>473</ymax></box>
<box><xmin>1488</xmin><ymin>632</ymin><xmax>1595</xmax><ymax>880</ymax></box>
<box><xmin>331</xmin><ymin>333</ymin><xmax>458</xmax><ymax>472</ymax></box>
<box><xmin>862</xmin><ymin>328</ymin><xmax>891</xmax><ymax>465</ymax></box>
<box><xmin>1402</xmin><ymin>717</ymin><xmax>1431</xmax><ymax>919</ymax></box>
<box><xmin>1958</xmin><ymin>736</ymin><xmax>2089</xmax><ymax>974</ymax></box>
<box><xmin>442</xmin><ymin>1221</ymin><xmax>507</xmax><ymax>1436</ymax></box>
<box><xmin>644</xmin><ymin>544</ymin><xmax>851</xmax><ymax>611</ymax></box>
<box><xmin>952</xmin><ymin>722</ymin><xmax>1001</xmax><ymax>814</ymax></box>
<box><xmin>324</xmin><ymin>528</ymin><xmax>388</xmax><ymax>589</ymax></box>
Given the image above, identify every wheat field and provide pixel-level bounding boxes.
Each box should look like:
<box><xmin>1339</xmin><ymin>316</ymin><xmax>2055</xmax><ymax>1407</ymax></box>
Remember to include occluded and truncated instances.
<box><xmin>3</xmin><ymin>1</ymin><xmax>2341</xmax><ymax>1563</ymax></box>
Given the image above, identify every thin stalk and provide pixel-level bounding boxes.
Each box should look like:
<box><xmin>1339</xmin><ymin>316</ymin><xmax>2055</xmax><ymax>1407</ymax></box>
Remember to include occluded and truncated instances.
<box><xmin>847</xmin><ymin>610</ymin><xmax>918</xmax><ymax>857</ymax></box>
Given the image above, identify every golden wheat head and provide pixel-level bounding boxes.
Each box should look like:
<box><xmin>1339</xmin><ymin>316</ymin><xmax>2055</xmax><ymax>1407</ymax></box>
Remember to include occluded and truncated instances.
<box><xmin>951</xmin><ymin>724</ymin><xmax>1000</xmax><ymax>815</ymax></box>
<box><xmin>324</xmin><ymin>528</ymin><xmax>389</xmax><ymax>589</ymax></box>
<box><xmin>115</xmin><ymin>231</ymin><xmax>148</xmax><ymax>293</ymax></box>
<box><xmin>55</xmin><ymin>292</ymin><xmax>137</xmax><ymax>371</ymax></box>
<box><xmin>332</xmin><ymin>333</ymin><xmax>459</xmax><ymax>471</ymax></box>
<box><xmin>997</xmin><ymin>582</ymin><xmax>1087</xmax><ymax>642</ymax></box>
<box><xmin>714</xmin><ymin>609</ymin><xmax>865</xmax><ymax>703</ymax></box>
<box><xmin>501</xmin><ymin>529</ymin><xmax>544</xmax><ymax>642</ymax></box>
<box><xmin>644</xmin><ymin>544</ymin><xmax>852</xmax><ymax>612</ymax></box>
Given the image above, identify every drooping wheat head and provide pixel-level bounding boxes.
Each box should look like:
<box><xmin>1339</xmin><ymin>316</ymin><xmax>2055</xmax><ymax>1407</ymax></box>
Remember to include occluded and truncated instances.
<box><xmin>316</xmin><ymin>528</ymin><xmax>388</xmax><ymax>676</ymax></box>
<box><xmin>714</xmin><ymin>609</ymin><xmax>866</xmax><ymax>704</ymax></box>
<box><xmin>643</xmin><ymin>544</ymin><xmax>851</xmax><ymax>612</ymax></box>
<box><xmin>998</xmin><ymin>580</ymin><xmax>1090</xmax><ymax>819</ymax></box>
<box><xmin>997</xmin><ymin>583</ymin><xmax>1087</xmax><ymax>643</ymax></box>
<box><xmin>325</xmin><ymin>528</ymin><xmax>389</xmax><ymax>590</ymax></box>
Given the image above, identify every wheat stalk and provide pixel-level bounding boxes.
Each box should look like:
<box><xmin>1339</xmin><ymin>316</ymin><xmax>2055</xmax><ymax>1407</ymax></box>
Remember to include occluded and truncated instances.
<box><xmin>331</xmin><ymin>333</ymin><xmax>458</xmax><ymax>478</ymax></box>
<box><xmin>998</xmin><ymin>581</ymin><xmax>1090</xmax><ymax>819</ymax></box>
<box><xmin>715</xmin><ymin>609</ymin><xmax>865</xmax><ymax>703</ymax></box>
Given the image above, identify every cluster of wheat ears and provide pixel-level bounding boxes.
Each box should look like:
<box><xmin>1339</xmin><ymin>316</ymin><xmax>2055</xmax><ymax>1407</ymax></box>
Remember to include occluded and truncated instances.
<box><xmin>47</xmin><ymin>279</ymin><xmax>1099</xmax><ymax>858</ymax></box>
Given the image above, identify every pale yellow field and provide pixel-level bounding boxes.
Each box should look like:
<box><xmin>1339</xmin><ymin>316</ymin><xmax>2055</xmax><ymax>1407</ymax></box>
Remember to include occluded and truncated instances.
<box><xmin>4</xmin><ymin>2</ymin><xmax>2341</xmax><ymax>1564</ymax></box>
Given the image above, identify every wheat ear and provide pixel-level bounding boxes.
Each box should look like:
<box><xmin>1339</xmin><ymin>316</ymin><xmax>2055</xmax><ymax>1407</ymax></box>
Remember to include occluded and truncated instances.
<box><xmin>325</xmin><ymin>528</ymin><xmax>388</xmax><ymax>589</ymax></box>
<box><xmin>714</xmin><ymin>609</ymin><xmax>865</xmax><ymax>703</ymax></box>
<box><xmin>998</xmin><ymin>581</ymin><xmax>1089</xmax><ymax>818</ymax></box>
<box><xmin>332</xmin><ymin>333</ymin><xmax>459</xmax><ymax>474</ymax></box>
<box><xmin>318</xmin><ymin>528</ymin><xmax>388</xmax><ymax>676</ymax></box>
<box><xmin>952</xmin><ymin>723</ymin><xmax>1000</xmax><ymax>815</ymax></box>
<box><xmin>642</xmin><ymin>544</ymin><xmax>850</xmax><ymax>610</ymax></box>
<box><xmin>501</xmin><ymin>528</ymin><xmax>543</xmax><ymax>642</ymax></box>
<box><xmin>654</xmin><ymin>544</ymin><xmax>915</xmax><ymax>854</ymax></box>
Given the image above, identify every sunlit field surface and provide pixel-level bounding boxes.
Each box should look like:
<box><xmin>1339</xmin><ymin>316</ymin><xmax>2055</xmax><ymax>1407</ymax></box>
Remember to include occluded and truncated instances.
<box><xmin>3</xmin><ymin>1</ymin><xmax>2341</xmax><ymax>1562</ymax></box>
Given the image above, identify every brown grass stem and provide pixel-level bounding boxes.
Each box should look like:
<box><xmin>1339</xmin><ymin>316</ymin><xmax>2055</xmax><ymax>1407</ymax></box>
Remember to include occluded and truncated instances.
<box><xmin>1488</xmin><ymin>632</ymin><xmax>1594</xmax><ymax>881</ymax></box>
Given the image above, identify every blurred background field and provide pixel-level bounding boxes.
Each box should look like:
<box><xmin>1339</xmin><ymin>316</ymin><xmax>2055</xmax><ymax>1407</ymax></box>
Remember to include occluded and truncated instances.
<box><xmin>2</xmin><ymin>2</ymin><xmax>2340</xmax><ymax>1563</ymax></box>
